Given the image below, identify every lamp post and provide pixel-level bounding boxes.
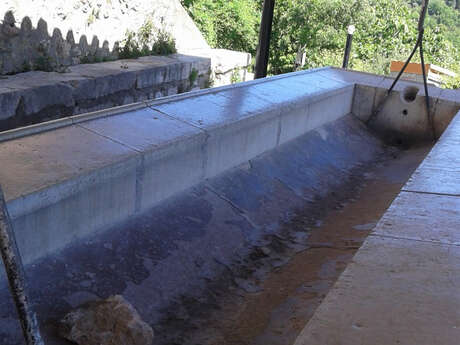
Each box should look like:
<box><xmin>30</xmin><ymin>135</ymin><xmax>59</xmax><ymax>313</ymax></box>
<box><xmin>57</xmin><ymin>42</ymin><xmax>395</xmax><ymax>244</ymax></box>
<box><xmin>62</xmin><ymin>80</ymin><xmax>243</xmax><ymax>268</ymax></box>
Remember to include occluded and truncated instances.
<box><xmin>342</xmin><ymin>25</ymin><xmax>355</xmax><ymax>69</ymax></box>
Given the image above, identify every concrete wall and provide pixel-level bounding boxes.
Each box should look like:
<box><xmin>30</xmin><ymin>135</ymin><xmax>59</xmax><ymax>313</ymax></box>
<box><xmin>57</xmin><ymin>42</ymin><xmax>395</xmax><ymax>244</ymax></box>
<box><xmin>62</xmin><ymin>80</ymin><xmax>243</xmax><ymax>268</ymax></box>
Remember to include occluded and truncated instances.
<box><xmin>315</xmin><ymin>68</ymin><xmax>460</xmax><ymax>144</ymax></box>
<box><xmin>0</xmin><ymin>67</ymin><xmax>354</xmax><ymax>265</ymax></box>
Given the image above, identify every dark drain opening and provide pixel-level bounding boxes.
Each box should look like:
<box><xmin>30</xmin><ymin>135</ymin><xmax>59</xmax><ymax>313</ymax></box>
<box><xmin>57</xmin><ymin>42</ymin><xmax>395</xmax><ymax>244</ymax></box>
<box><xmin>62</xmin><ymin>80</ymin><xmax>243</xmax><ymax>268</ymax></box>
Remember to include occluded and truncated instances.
<box><xmin>402</xmin><ymin>86</ymin><xmax>419</xmax><ymax>103</ymax></box>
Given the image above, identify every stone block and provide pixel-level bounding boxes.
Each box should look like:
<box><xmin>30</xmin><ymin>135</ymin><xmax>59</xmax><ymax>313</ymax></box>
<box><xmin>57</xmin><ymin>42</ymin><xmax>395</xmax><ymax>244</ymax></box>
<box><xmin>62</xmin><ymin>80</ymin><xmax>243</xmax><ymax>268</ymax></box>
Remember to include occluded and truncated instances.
<box><xmin>352</xmin><ymin>84</ymin><xmax>375</xmax><ymax>122</ymax></box>
<box><xmin>0</xmin><ymin>88</ymin><xmax>21</xmax><ymax>120</ymax></box>
<box><xmin>59</xmin><ymin>295</ymin><xmax>153</xmax><ymax>345</ymax></box>
<box><xmin>21</xmin><ymin>83</ymin><xmax>74</xmax><ymax>115</ymax></box>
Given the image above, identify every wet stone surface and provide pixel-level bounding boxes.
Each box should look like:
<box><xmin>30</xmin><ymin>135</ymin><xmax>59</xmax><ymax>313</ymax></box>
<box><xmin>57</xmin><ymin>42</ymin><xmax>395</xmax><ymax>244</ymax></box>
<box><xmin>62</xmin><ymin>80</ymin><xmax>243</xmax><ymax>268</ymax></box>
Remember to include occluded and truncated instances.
<box><xmin>0</xmin><ymin>116</ymin><xmax>429</xmax><ymax>345</ymax></box>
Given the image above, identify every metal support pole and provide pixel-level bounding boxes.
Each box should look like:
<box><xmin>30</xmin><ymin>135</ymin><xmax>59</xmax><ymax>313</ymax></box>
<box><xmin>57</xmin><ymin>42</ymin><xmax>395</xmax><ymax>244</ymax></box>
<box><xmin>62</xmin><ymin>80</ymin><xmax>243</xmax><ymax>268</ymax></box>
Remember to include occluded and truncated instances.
<box><xmin>0</xmin><ymin>186</ymin><xmax>44</xmax><ymax>345</ymax></box>
<box><xmin>342</xmin><ymin>25</ymin><xmax>355</xmax><ymax>69</ymax></box>
<box><xmin>254</xmin><ymin>0</ymin><xmax>275</xmax><ymax>79</ymax></box>
<box><xmin>419</xmin><ymin>39</ymin><xmax>435</xmax><ymax>140</ymax></box>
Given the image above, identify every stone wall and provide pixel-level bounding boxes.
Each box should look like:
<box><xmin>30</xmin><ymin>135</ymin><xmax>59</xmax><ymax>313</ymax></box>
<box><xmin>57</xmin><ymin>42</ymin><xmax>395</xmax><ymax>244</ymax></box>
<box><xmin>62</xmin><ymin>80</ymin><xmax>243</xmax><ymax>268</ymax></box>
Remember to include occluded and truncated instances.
<box><xmin>0</xmin><ymin>0</ymin><xmax>213</xmax><ymax>75</ymax></box>
<box><xmin>0</xmin><ymin>54</ymin><xmax>211</xmax><ymax>131</ymax></box>
<box><xmin>0</xmin><ymin>0</ymin><xmax>252</xmax><ymax>130</ymax></box>
<box><xmin>0</xmin><ymin>0</ymin><xmax>209</xmax><ymax>53</ymax></box>
<box><xmin>0</xmin><ymin>11</ymin><xmax>119</xmax><ymax>75</ymax></box>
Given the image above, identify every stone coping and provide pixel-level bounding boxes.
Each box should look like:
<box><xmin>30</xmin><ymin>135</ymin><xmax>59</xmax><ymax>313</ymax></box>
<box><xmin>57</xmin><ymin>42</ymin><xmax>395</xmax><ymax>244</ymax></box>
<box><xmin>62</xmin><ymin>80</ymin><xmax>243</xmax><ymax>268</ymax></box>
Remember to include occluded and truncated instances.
<box><xmin>294</xmin><ymin>110</ymin><xmax>460</xmax><ymax>345</ymax></box>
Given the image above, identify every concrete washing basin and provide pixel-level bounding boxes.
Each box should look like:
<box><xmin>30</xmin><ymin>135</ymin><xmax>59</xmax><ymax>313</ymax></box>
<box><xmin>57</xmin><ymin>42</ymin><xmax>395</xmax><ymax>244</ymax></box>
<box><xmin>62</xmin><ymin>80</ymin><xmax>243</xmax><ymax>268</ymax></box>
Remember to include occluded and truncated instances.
<box><xmin>0</xmin><ymin>67</ymin><xmax>459</xmax><ymax>344</ymax></box>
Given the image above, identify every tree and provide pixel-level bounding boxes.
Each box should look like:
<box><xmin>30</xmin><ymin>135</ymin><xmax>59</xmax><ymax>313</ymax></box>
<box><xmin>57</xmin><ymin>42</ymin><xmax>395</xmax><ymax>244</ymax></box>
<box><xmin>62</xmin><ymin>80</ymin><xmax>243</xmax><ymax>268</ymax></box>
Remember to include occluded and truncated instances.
<box><xmin>181</xmin><ymin>0</ymin><xmax>260</xmax><ymax>54</ymax></box>
<box><xmin>183</xmin><ymin>0</ymin><xmax>459</xmax><ymax>77</ymax></box>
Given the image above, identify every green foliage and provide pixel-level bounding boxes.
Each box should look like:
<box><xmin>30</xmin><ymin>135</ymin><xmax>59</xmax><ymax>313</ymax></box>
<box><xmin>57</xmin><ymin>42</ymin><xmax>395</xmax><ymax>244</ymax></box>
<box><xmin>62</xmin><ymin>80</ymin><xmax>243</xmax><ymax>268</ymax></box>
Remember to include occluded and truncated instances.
<box><xmin>118</xmin><ymin>19</ymin><xmax>177</xmax><ymax>59</ymax></box>
<box><xmin>230</xmin><ymin>68</ymin><xmax>242</xmax><ymax>84</ymax></box>
<box><xmin>80</xmin><ymin>55</ymin><xmax>91</xmax><ymax>64</ymax></box>
<box><xmin>189</xmin><ymin>68</ymin><xmax>199</xmax><ymax>84</ymax></box>
<box><xmin>204</xmin><ymin>67</ymin><xmax>214</xmax><ymax>88</ymax></box>
<box><xmin>21</xmin><ymin>61</ymin><xmax>31</xmax><ymax>73</ymax></box>
<box><xmin>182</xmin><ymin>0</ymin><xmax>259</xmax><ymax>54</ymax></box>
<box><xmin>151</xmin><ymin>29</ymin><xmax>177</xmax><ymax>55</ymax></box>
<box><xmin>87</xmin><ymin>8</ymin><xmax>100</xmax><ymax>26</ymax></box>
<box><xmin>425</xmin><ymin>0</ymin><xmax>460</xmax><ymax>52</ymax></box>
<box><xmin>183</xmin><ymin>0</ymin><xmax>459</xmax><ymax>78</ymax></box>
<box><xmin>269</xmin><ymin>0</ymin><xmax>458</xmax><ymax>75</ymax></box>
<box><xmin>118</xmin><ymin>30</ymin><xmax>143</xmax><ymax>59</ymax></box>
<box><xmin>444</xmin><ymin>74</ymin><xmax>460</xmax><ymax>89</ymax></box>
<box><xmin>34</xmin><ymin>55</ymin><xmax>53</xmax><ymax>72</ymax></box>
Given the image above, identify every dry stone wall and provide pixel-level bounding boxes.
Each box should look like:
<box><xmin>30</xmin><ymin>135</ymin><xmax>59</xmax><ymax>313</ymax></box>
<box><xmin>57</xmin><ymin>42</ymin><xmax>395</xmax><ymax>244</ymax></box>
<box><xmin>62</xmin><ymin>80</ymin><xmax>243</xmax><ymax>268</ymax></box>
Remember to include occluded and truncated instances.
<box><xmin>0</xmin><ymin>11</ymin><xmax>118</xmax><ymax>75</ymax></box>
<box><xmin>0</xmin><ymin>0</ymin><xmax>210</xmax><ymax>75</ymax></box>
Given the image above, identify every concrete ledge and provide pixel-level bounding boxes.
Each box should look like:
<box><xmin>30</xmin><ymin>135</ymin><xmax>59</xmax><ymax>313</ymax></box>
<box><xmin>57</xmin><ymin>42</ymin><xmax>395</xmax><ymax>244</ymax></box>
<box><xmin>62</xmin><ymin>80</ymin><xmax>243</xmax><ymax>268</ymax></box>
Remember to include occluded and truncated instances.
<box><xmin>0</xmin><ymin>54</ymin><xmax>211</xmax><ymax>131</ymax></box>
<box><xmin>0</xmin><ymin>68</ymin><xmax>354</xmax><ymax>264</ymax></box>
<box><xmin>294</xmin><ymin>109</ymin><xmax>460</xmax><ymax>345</ymax></box>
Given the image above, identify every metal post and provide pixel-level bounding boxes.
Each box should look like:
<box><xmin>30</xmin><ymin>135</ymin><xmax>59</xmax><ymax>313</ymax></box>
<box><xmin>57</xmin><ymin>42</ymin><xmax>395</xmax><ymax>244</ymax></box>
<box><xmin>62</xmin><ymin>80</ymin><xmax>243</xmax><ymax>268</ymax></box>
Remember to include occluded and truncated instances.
<box><xmin>342</xmin><ymin>25</ymin><xmax>355</xmax><ymax>69</ymax></box>
<box><xmin>0</xmin><ymin>186</ymin><xmax>44</xmax><ymax>345</ymax></box>
<box><xmin>254</xmin><ymin>0</ymin><xmax>275</xmax><ymax>79</ymax></box>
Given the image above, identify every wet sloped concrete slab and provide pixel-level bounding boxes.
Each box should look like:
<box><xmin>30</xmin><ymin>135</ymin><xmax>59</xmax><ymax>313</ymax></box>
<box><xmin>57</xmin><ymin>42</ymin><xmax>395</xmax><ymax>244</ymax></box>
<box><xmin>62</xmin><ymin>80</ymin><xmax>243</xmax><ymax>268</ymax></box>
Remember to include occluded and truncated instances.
<box><xmin>1</xmin><ymin>184</ymin><xmax>257</xmax><ymax>345</ymax></box>
<box><xmin>0</xmin><ymin>115</ymin><xmax>386</xmax><ymax>344</ymax></box>
<box><xmin>206</xmin><ymin>116</ymin><xmax>384</xmax><ymax>230</ymax></box>
<box><xmin>294</xmin><ymin>237</ymin><xmax>460</xmax><ymax>345</ymax></box>
<box><xmin>179</xmin><ymin>146</ymin><xmax>428</xmax><ymax>345</ymax></box>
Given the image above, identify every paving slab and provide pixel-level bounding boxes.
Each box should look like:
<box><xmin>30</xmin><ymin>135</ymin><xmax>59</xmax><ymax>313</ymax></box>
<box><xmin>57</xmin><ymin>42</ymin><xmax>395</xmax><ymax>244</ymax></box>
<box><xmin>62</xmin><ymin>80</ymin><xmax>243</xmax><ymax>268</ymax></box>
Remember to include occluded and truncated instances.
<box><xmin>417</xmin><ymin>140</ymin><xmax>460</xmax><ymax>171</ymax></box>
<box><xmin>403</xmin><ymin>167</ymin><xmax>460</xmax><ymax>195</ymax></box>
<box><xmin>374</xmin><ymin>191</ymin><xmax>460</xmax><ymax>245</ymax></box>
<box><xmin>78</xmin><ymin>106</ymin><xmax>203</xmax><ymax>152</ymax></box>
<box><xmin>438</xmin><ymin>111</ymin><xmax>460</xmax><ymax>141</ymax></box>
<box><xmin>246</xmin><ymin>72</ymin><xmax>348</xmax><ymax>105</ymax></box>
<box><xmin>151</xmin><ymin>92</ymin><xmax>249</xmax><ymax>128</ymax></box>
<box><xmin>439</xmin><ymin>88</ymin><xmax>460</xmax><ymax>104</ymax></box>
<box><xmin>294</xmin><ymin>236</ymin><xmax>460</xmax><ymax>345</ymax></box>
<box><xmin>318</xmin><ymin>67</ymin><xmax>386</xmax><ymax>87</ymax></box>
<box><xmin>0</xmin><ymin>124</ymin><xmax>136</xmax><ymax>204</ymax></box>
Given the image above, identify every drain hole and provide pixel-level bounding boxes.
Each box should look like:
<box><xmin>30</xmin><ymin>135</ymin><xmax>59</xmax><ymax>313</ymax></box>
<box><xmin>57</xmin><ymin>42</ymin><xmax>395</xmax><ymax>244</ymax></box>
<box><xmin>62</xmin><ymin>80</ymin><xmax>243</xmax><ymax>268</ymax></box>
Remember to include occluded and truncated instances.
<box><xmin>402</xmin><ymin>109</ymin><xmax>408</xmax><ymax>116</ymax></box>
<box><xmin>402</xmin><ymin>86</ymin><xmax>419</xmax><ymax>103</ymax></box>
